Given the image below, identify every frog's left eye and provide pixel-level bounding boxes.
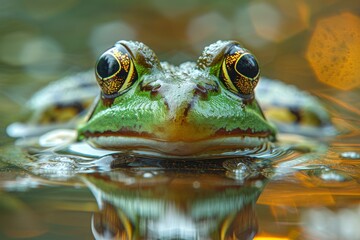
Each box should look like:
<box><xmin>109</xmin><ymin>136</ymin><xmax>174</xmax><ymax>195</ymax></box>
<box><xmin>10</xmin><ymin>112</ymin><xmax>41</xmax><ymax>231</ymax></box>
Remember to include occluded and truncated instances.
<box><xmin>219</xmin><ymin>44</ymin><xmax>260</xmax><ymax>95</ymax></box>
<box><xmin>95</xmin><ymin>44</ymin><xmax>137</xmax><ymax>96</ymax></box>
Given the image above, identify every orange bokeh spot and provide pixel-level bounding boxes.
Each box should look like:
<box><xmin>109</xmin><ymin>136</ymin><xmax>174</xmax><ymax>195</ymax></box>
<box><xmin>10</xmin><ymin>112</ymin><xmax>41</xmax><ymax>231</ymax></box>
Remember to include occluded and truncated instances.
<box><xmin>306</xmin><ymin>12</ymin><xmax>360</xmax><ymax>90</ymax></box>
<box><xmin>249</xmin><ymin>0</ymin><xmax>310</xmax><ymax>43</ymax></box>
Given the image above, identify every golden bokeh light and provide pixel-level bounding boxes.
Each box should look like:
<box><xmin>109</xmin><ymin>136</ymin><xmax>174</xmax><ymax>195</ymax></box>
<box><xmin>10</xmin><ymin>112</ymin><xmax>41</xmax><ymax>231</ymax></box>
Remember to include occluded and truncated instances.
<box><xmin>306</xmin><ymin>12</ymin><xmax>360</xmax><ymax>90</ymax></box>
<box><xmin>249</xmin><ymin>0</ymin><xmax>309</xmax><ymax>43</ymax></box>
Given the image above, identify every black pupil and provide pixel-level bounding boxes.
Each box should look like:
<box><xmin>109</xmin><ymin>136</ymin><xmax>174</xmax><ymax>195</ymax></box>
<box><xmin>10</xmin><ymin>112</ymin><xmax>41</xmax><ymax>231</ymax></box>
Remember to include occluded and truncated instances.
<box><xmin>96</xmin><ymin>54</ymin><xmax>120</xmax><ymax>79</ymax></box>
<box><xmin>235</xmin><ymin>54</ymin><xmax>259</xmax><ymax>79</ymax></box>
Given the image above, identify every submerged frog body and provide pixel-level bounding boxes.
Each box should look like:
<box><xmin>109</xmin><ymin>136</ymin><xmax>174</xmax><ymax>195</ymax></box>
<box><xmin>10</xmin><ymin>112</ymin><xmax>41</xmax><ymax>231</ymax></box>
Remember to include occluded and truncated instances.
<box><xmin>7</xmin><ymin>40</ymin><xmax>333</xmax><ymax>157</ymax></box>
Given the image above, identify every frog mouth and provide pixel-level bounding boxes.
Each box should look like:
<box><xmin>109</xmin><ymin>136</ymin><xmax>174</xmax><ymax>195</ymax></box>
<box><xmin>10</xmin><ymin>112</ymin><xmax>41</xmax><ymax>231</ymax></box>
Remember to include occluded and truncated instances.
<box><xmin>83</xmin><ymin>129</ymin><xmax>274</xmax><ymax>156</ymax></box>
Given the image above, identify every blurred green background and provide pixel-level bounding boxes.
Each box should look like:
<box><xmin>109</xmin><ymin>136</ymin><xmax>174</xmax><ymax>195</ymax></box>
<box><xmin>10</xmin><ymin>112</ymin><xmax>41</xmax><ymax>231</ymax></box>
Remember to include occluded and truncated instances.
<box><xmin>0</xmin><ymin>0</ymin><xmax>359</xmax><ymax>143</ymax></box>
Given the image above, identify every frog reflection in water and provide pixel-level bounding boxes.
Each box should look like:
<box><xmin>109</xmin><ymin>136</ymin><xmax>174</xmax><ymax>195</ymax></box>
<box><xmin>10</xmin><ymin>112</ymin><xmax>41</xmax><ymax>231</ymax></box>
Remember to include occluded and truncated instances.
<box><xmin>8</xmin><ymin>40</ymin><xmax>332</xmax><ymax>157</ymax></box>
<box><xmin>84</xmin><ymin>158</ymin><xmax>268</xmax><ymax>239</ymax></box>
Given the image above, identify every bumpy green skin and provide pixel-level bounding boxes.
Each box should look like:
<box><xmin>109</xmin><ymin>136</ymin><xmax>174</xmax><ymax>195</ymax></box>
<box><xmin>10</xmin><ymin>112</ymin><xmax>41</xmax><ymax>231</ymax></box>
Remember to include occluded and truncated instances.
<box><xmin>78</xmin><ymin>81</ymin><xmax>168</xmax><ymax>137</ymax></box>
<box><xmin>77</xmin><ymin>66</ymin><xmax>276</xmax><ymax>141</ymax></box>
<box><xmin>77</xmin><ymin>40</ymin><xmax>276</xmax><ymax>146</ymax></box>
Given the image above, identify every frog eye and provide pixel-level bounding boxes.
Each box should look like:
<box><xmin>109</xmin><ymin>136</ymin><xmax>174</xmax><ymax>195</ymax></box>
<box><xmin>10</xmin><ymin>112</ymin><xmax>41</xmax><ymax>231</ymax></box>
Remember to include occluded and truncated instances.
<box><xmin>95</xmin><ymin>44</ymin><xmax>137</xmax><ymax>96</ymax></box>
<box><xmin>219</xmin><ymin>44</ymin><xmax>260</xmax><ymax>95</ymax></box>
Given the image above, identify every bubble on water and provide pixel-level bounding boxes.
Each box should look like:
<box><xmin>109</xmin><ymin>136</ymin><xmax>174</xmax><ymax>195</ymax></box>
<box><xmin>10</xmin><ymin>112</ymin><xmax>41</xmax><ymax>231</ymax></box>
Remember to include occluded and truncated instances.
<box><xmin>223</xmin><ymin>159</ymin><xmax>251</xmax><ymax>180</ymax></box>
<box><xmin>254</xmin><ymin>180</ymin><xmax>264</xmax><ymax>188</ymax></box>
<box><xmin>301</xmin><ymin>167</ymin><xmax>354</xmax><ymax>187</ymax></box>
<box><xmin>143</xmin><ymin>172</ymin><xmax>153</xmax><ymax>178</ymax></box>
<box><xmin>28</xmin><ymin>158</ymin><xmax>76</xmax><ymax>179</ymax></box>
<box><xmin>340</xmin><ymin>152</ymin><xmax>360</xmax><ymax>159</ymax></box>
<box><xmin>25</xmin><ymin>153</ymin><xmax>93</xmax><ymax>180</ymax></box>
<box><xmin>319</xmin><ymin>169</ymin><xmax>352</xmax><ymax>182</ymax></box>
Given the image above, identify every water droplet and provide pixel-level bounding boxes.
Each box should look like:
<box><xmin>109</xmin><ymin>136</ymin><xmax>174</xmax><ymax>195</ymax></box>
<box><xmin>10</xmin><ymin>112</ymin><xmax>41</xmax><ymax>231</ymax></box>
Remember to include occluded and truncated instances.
<box><xmin>319</xmin><ymin>169</ymin><xmax>352</xmax><ymax>182</ymax></box>
<box><xmin>302</xmin><ymin>168</ymin><xmax>354</xmax><ymax>187</ymax></box>
<box><xmin>27</xmin><ymin>154</ymin><xmax>79</xmax><ymax>180</ymax></box>
<box><xmin>254</xmin><ymin>180</ymin><xmax>264</xmax><ymax>188</ymax></box>
<box><xmin>340</xmin><ymin>151</ymin><xmax>360</xmax><ymax>159</ymax></box>
<box><xmin>143</xmin><ymin>172</ymin><xmax>153</xmax><ymax>178</ymax></box>
<box><xmin>223</xmin><ymin>159</ymin><xmax>251</xmax><ymax>180</ymax></box>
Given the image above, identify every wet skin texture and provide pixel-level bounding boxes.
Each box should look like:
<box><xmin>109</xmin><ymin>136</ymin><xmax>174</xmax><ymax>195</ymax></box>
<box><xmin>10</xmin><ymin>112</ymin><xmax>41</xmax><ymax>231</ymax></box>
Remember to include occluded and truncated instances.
<box><xmin>77</xmin><ymin>40</ymin><xmax>276</xmax><ymax>155</ymax></box>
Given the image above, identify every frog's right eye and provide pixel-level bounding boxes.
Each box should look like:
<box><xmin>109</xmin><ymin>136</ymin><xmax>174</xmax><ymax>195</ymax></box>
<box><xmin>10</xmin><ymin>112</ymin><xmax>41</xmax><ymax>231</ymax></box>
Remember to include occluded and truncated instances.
<box><xmin>219</xmin><ymin>44</ymin><xmax>260</xmax><ymax>95</ymax></box>
<box><xmin>95</xmin><ymin>44</ymin><xmax>138</xmax><ymax>96</ymax></box>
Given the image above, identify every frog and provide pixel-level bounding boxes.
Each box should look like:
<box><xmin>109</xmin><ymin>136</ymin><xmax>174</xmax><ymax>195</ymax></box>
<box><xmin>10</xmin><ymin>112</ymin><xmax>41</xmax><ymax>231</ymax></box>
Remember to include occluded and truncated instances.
<box><xmin>6</xmin><ymin>40</ymin><xmax>333</xmax><ymax>158</ymax></box>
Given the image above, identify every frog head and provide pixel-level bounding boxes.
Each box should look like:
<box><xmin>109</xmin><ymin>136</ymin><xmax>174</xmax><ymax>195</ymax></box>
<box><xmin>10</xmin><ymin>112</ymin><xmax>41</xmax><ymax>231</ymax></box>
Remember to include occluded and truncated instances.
<box><xmin>77</xmin><ymin>40</ymin><xmax>276</xmax><ymax>156</ymax></box>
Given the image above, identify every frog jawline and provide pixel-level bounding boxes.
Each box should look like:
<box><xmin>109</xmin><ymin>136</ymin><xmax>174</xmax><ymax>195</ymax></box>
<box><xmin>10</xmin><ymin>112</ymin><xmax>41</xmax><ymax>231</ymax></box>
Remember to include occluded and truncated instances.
<box><xmin>86</xmin><ymin>135</ymin><xmax>272</xmax><ymax>156</ymax></box>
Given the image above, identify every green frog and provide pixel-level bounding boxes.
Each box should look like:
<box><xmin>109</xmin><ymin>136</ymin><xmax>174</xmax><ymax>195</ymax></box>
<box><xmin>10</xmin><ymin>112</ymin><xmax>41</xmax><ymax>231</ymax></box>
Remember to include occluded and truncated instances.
<box><xmin>7</xmin><ymin>40</ymin><xmax>333</xmax><ymax>157</ymax></box>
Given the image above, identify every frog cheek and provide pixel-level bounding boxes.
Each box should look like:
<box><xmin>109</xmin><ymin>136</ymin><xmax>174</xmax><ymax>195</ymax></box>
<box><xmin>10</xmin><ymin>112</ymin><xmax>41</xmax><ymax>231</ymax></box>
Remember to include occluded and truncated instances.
<box><xmin>95</xmin><ymin>45</ymin><xmax>138</xmax><ymax>97</ymax></box>
<box><xmin>220</xmin><ymin>46</ymin><xmax>260</xmax><ymax>95</ymax></box>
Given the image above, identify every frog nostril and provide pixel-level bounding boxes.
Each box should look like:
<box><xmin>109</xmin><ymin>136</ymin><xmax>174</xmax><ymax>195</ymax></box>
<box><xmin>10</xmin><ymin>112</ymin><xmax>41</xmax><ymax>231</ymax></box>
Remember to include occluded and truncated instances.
<box><xmin>195</xmin><ymin>82</ymin><xmax>219</xmax><ymax>100</ymax></box>
<box><xmin>195</xmin><ymin>84</ymin><xmax>207</xmax><ymax>93</ymax></box>
<box><xmin>139</xmin><ymin>81</ymin><xmax>161</xmax><ymax>99</ymax></box>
